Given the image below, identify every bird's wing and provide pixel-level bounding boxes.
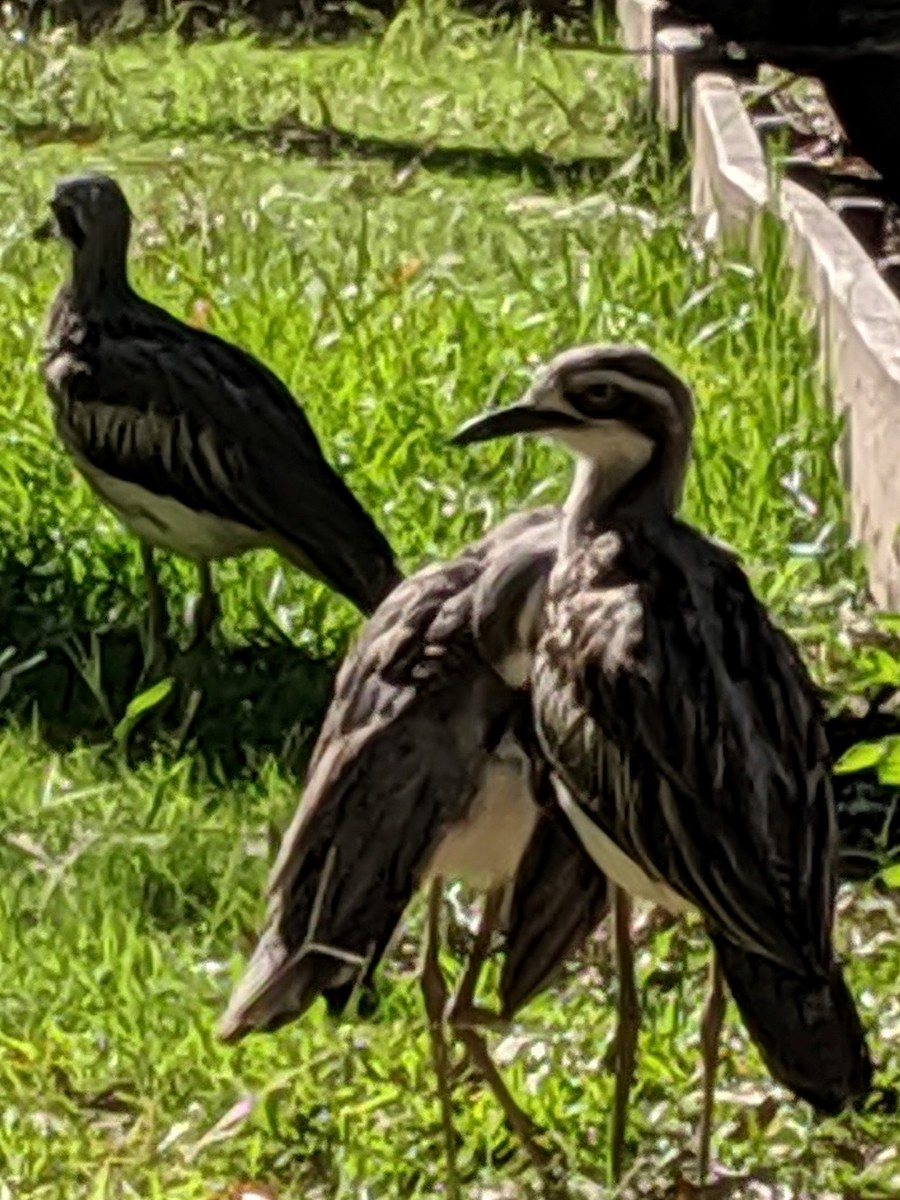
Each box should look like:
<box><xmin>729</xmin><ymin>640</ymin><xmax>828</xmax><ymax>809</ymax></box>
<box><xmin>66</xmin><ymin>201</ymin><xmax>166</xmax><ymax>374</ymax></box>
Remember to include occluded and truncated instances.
<box><xmin>219</xmin><ymin>535</ymin><xmax>525</xmax><ymax>1040</ymax></box>
<box><xmin>220</xmin><ymin>507</ymin><xmax>564</xmax><ymax>1039</ymax></box>
<box><xmin>48</xmin><ymin>323</ymin><xmax>399</xmax><ymax>612</ymax></box>
<box><xmin>535</xmin><ymin>522</ymin><xmax>834</xmax><ymax>974</ymax></box>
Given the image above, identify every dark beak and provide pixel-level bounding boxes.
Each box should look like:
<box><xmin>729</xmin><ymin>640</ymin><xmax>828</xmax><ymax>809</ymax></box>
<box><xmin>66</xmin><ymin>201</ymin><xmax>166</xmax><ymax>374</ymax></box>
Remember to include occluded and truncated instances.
<box><xmin>32</xmin><ymin>214</ymin><xmax>58</xmax><ymax>242</ymax></box>
<box><xmin>450</xmin><ymin>403</ymin><xmax>576</xmax><ymax>446</ymax></box>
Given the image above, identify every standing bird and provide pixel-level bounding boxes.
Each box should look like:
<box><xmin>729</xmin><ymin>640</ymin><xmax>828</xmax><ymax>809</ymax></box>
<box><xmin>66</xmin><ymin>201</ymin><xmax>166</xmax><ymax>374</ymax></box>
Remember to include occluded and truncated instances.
<box><xmin>34</xmin><ymin>172</ymin><xmax>401</xmax><ymax>652</ymax></box>
<box><xmin>451</xmin><ymin>344</ymin><xmax>874</xmax><ymax>1180</ymax></box>
<box><xmin>218</xmin><ymin>505</ymin><xmax>609</xmax><ymax>1192</ymax></box>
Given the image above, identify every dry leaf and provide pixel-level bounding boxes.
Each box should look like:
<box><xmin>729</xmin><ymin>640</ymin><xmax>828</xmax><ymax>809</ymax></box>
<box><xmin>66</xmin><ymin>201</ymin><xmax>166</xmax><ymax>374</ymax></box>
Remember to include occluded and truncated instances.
<box><xmin>188</xmin><ymin>299</ymin><xmax>213</xmax><ymax>329</ymax></box>
<box><xmin>386</xmin><ymin>258</ymin><xmax>423</xmax><ymax>289</ymax></box>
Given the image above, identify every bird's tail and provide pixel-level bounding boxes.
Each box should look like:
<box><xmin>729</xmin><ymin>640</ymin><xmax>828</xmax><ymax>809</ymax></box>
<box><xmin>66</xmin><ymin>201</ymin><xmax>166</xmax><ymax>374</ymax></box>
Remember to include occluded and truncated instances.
<box><xmin>218</xmin><ymin>917</ymin><xmax>361</xmax><ymax>1042</ymax></box>
<box><xmin>711</xmin><ymin>934</ymin><xmax>873</xmax><ymax>1113</ymax></box>
<box><xmin>276</xmin><ymin>526</ymin><xmax>402</xmax><ymax>618</ymax></box>
<box><xmin>272</xmin><ymin>454</ymin><xmax>404</xmax><ymax>617</ymax></box>
<box><xmin>218</xmin><ymin>866</ymin><xmax>398</xmax><ymax>1044</ymax></box>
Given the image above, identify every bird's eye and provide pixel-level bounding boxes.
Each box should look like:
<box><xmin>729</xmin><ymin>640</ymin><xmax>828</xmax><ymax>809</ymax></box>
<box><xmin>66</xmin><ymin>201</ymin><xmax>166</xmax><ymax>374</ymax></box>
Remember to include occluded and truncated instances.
<box><xmin>563</xmin><ymin>383</ymin><xmax>616</xmax><ymax>417</ymax></box>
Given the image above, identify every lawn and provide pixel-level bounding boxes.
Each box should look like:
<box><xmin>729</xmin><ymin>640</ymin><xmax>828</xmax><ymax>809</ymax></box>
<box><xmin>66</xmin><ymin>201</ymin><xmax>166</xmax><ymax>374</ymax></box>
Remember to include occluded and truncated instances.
<box><xmin>1</xmin><ymin>5</ymin><xmax>898</xmax><ymax>1197</ymax></box>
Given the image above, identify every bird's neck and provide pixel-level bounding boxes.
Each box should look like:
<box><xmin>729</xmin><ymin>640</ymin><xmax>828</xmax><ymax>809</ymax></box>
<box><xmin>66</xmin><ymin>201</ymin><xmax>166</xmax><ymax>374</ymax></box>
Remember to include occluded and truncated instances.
<box><xmin>68</xmin><ymin>243</ymin><xmax>131</xmax><ymax>309</ymax></box>
<box><xmin>561</xmin><ymin>447</ymin><xmax>685</xmax><ymax>548</ymax></box>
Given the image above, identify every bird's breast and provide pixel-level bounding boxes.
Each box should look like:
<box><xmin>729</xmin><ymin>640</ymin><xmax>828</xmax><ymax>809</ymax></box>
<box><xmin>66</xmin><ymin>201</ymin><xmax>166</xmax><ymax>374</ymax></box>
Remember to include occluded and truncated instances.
<box><xmin>553</xmin><ymin>776</ymin><xmax>690</xmax><ymax>915</ymax></box>
<box><xmin>74</xmin><ymin>460</ymin><xmax>267</xmax><ymax>561</ymax></box>
<box><xmin>422</xmin><ymin>737</ymin><xmax>539</xmax><ymax>891</ymax></box>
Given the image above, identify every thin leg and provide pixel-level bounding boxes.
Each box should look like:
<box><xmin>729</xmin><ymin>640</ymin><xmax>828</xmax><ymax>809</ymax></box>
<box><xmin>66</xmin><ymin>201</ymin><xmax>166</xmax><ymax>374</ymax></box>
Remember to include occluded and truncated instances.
<box><xmin>420</xmin><ymin>878</ymin><xmax>460</xmax><ymax>1200</ymax></box>
<box><xmin>141</xmin><ymin>543</ymin><xmax>168</xmax><ymax>660</ymax></box>
<box><xmin>455</xmin><ymin>1029</ymin><xmax>551</xmax><ymax>1169</ymax></box>
<box><xmin>450</xmin><ymin>889</ymin><xmax>505</xmax><ymax>1028</ymax></box>
<box><xmin>602</xmin><ymin>903</ymin><xmax>674</xmax><ymax>1073</ymax></box>
<box><xmin>610</xmin><ymin>887</ymin><xmax>639</xmax><ymax>1184</ymax></box>
<box><xmin>450</xmin><ymin>890</ymin><xmax>552</xmax><ymax>1174</ymax></box>
<box><xmin>698</xmin><ymin>951</ymin><xmax>725</xmax><ymax>1183</ymax></box>
<box><xmin>193</xmin><ymin>560</ymin><xmax>220</xmax><ymax>645</ymax></box>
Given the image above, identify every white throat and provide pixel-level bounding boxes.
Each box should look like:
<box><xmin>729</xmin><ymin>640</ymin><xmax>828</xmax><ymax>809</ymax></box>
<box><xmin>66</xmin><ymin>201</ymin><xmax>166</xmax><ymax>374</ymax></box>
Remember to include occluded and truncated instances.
<box><xmin>560</xmin><ymin>420</ymin><xmax>654</xmax><ymax>546</ymax></box>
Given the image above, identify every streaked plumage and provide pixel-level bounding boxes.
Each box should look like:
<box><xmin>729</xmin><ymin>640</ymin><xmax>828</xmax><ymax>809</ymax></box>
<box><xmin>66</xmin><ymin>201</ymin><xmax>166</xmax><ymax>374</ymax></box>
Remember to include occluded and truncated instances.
<box><xmin>218</xmin><ymin>504</ymin><xmax>608</xmax><ymax>1183</ymax></box>
<box><xmin>36</xmin><ymin>172</ymin><xmax>401</xmax><ymax>646</ymax></box>
<box><xmin>452</xmin><ymin>343</ymin><xmax>873</xmax><ymax>1180</ymax></box>
<box><xmin>496</xmin><ymin>680</ymin><xmax>900</xmax><ymax>1019</ymax></box>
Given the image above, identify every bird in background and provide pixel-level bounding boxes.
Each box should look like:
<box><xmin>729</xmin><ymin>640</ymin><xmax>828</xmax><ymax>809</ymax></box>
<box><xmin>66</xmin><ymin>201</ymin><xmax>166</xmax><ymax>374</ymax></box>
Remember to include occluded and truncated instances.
<box><xmin>35</xmin><ymin>172</ymin><xmax>401</xmax><ymax>658</ymax></box>
<box><xmin>667</xmin><ymin>1</ymin><xmax>900</xmax><ymax>205</ymax></box>
<box><xmin>217</xmin><ymin>504</ymin><xmax>610</xmax><ymax>1196</ymax></box>
<box><xmin>452</xmin><ymin>343</ymin><xmax>874</xmax><ymax>1181</ymax></box>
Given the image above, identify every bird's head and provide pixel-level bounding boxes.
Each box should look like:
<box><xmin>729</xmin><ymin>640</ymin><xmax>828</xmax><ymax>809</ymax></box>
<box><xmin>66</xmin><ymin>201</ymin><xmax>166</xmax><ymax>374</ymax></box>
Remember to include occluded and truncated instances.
<box><xmin>451</xmin><ymin>344</ymin><xmax>695</xmax><ymax>515</ymax></box>
<box><xmin>33</xmin><ymin>172</ymin><xmax>132</xmax><ymax>254</ymax></box>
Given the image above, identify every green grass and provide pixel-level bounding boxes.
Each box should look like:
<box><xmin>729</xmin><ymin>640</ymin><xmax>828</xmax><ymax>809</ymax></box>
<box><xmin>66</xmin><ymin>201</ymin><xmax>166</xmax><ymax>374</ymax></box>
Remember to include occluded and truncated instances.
<box><xmin>1</xmin><ymin>5</ymin><xmax>899</xmax><ymax>1197</ymax></box>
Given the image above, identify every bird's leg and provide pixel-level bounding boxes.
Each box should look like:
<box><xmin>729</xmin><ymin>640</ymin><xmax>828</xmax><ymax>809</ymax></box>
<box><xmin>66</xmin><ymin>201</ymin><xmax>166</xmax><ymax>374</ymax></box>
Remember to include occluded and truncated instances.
<box><xmin>602</xmin><ymin>903</ymin><xmax>674</xmax><ymax>1073</ymax></box>
<box><xmin>449</xmin><ymin>888</ymin><xmax>506</xmax><ymax>1030</ymax></box>
<box><xmin>698</xmin><ymin>951</ymin><xmax>725</xmax><ymax>1183</ymax></box>
<box><xmin>610</xmin><ymin>886</ymin><xmax>639</xmax><ymax>1184</ymax></box>
<box><xmin>420</xmin><ymin>878</ymin><xmax>461</xmax><ymax>1200</ymax></box>
<box><xmin>141</xmin><ymin>543</ymin><xmax>168</xmax><ymax>665</ymax></box>
<box><xmin>450</xmin><ymin>890</ymin><xmax>551</xmax><ymax>1173</ymax></box>
<box><xmin>192</xmin><ymin>560</ymin><xmax>220</xmax><ymax>646</ymax></box>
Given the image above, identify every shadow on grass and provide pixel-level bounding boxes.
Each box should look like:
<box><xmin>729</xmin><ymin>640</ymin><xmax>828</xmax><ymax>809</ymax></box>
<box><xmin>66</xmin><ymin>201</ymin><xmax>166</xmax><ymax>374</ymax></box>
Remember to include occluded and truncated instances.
<box><xmin>238</xmin><ymin>119</ymin><xmax>628</xmax><ymax>192</ymax></box>
<box><xmin>0</xmin><ymin>547</ymin><xmax>336</xmax><ymax>780</ymax></box>
<box><xmin>13</xmin><ymin>0</ymin><xmax>598</xmax><ymax>45</ymax></box>
<box><xmin>11</xmin><ymin>115</ymin><xmax>635</xmax><ymax>195</ymax></box>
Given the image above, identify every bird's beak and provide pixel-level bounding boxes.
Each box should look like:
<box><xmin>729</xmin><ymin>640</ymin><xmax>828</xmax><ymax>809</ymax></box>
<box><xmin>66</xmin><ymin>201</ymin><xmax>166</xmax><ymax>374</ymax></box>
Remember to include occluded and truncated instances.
<box><xmin>450</xmin><ymin>402</ymin><xmax>575</xmax><ymax>446</ymax></box>
<box><xmin>32</xmin><ymin>213</ymin><xmax>59</xmax><ymax>242</ymax></box>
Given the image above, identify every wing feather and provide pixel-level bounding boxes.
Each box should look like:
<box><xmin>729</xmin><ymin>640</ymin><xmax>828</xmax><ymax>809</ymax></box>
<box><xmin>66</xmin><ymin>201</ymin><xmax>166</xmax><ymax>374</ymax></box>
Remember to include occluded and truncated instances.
<box><xmin>535</xmin><ymin>519</ymin><xmax>834</xmax><ymax>973</ymax></box>
<box><xmin>46</xmin><ymin>322</ymin><xmax>399</xmax><ymax>612</ymax></box>
<box><xmin>220</xmin><ymin>506</ymin><xmax>560</xmax><ymax>1038</ymax></box>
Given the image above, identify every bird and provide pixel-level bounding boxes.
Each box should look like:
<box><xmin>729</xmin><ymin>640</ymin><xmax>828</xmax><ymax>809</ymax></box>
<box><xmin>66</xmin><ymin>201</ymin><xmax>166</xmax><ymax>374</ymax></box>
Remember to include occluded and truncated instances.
<box><xmin>216</xmin><ymin>504</ymin><xmax>608</xmax><ymax>1195</ymax></box>
<box><xmin>666</xmin><ymin>1</ymin><xmax>900</xmax><ymax>204</ymax></box>
<box><xmin>34</xmin><ymin>172</ymin><xmax>401</xmax><ymax>655</ymax></box>
<box><xmin>451</xmin><ymin>343</ymin><xmax>874</xmax><ymax>1181</ymax></box>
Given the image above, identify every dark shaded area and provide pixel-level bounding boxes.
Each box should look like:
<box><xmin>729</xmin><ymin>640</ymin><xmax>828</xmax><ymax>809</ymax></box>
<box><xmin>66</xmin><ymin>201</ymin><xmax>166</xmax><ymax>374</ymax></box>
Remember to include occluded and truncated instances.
<box><xmin>9</xmin><ymin>113</ymin><xmax>633</xmax><ymax>198</ymax></box>
<box><xmin>819</xmin><ymin>59</ymin><xmax>900</xmax><ymax>208</ymax></box>
<box><xmin>0</xmin><ymin>542</ymin><xmax>337</xmax><ymax>779</ymax></box>
<box><xmin>661</xmin><ymin>2</ymin><xmax>900</xmax><ymax>206</ymax></box>
<box><xmin>825</xmin><ymin>689</ymin><xmax>900</xmax><ymax>884</ymax></box>
<box><xmin>192</xmin><ymin>115</ymin><xmax>627</xmax><ymax>192</ymax></box>
<box><xmin>668</xmin><ymin>1</ymin><xmax>900</xmax><ymax>67</ymax></box>
<box><xmin>11</xmin><ymin>0</ymin><xmax>597</xmax><ymax>43</ymax></box>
